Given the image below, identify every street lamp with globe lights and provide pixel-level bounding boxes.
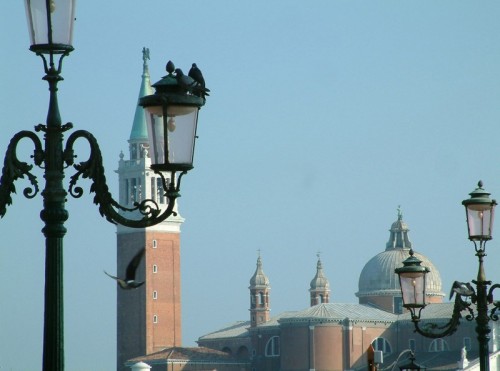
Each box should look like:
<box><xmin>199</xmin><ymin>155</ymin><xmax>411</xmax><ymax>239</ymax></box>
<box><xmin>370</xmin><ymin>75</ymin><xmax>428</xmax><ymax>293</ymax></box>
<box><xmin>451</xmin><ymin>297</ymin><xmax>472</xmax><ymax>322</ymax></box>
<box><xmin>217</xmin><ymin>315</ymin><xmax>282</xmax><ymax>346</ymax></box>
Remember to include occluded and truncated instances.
<box><xmin>395</xmin><ymin>181</ymin><xmax>499</xmax><ymax>371</ymax></box>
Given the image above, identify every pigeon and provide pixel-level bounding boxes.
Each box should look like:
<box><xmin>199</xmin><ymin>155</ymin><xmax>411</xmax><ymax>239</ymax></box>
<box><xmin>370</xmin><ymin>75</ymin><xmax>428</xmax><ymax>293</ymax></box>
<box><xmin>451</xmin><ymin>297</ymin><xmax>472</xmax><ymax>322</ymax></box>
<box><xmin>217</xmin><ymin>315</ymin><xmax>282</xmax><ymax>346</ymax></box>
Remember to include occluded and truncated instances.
<box><xmin>104</xmin><ymin>247</ymin><xmax>145</xmax><ymax>290</ymax></box>
<box><xmin>188</xmin><ymin>63</ymin><xmax>206</xmax><ymax>88</ymax></box>
<box><xmin>176</xmin><ymin>67</ymin><xmax>210</xmax><ymax>98</ymax></box>
<box><xmin>449</xmin><ymin>281</ymin><xmax>474</xmax><ymax>300</ymax></box>
<box><xmin>174</xmin><ymin>68</ymin><xmax>196</xmax><ymax>91</ymax></box>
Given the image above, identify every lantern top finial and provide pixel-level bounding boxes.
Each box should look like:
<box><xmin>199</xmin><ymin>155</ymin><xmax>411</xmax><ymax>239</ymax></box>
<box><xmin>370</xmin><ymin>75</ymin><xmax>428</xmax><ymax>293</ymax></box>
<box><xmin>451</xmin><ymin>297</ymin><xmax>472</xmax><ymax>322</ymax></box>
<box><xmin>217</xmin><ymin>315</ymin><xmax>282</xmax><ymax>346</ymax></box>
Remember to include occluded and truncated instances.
<box><xmin>166</xmin><ymin>61</ymin><xmax>175</xmax><ymax>74</ymax></box>
<box><xmin>462</xmin><ymin>180</ymin><xmax>497</xmax><ymax>207</ymax></box>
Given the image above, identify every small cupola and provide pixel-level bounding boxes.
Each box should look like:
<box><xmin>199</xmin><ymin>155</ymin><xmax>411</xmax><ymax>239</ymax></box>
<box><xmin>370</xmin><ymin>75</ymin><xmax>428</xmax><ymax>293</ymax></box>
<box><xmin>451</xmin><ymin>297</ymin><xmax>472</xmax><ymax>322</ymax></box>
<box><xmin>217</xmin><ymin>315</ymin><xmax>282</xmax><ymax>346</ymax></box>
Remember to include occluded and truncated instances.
<box><xmin>386</xmin><ymin>206</ymin><xmax>412</xmax><ymax>250</ymax></box>
<box><xmin>309</xmin><ymin>254</ymin><xmax>330</xmax><ymax>306</ymax></box>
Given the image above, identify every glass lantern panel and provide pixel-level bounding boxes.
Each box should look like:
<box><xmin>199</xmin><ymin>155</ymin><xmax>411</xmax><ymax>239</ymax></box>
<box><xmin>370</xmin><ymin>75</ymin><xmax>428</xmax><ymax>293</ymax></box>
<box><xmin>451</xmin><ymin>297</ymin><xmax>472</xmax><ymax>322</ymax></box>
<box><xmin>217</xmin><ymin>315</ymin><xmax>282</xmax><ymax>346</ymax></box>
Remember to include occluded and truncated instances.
<box><xmin>144</xmin><ymin>109</ymin><xmax>165</xmax><ymax>165</ymax></box>
<box><xmin>466</xmin><ymin>204</ymin><xmax>494</xmax><ymax>240</ymax></box>
<box><xmin>399</xmin><ymin>272</ymin><xmax>426</xmax><ymax>307</ymax></box>
<box><xmin>165</xmin><ymin>109</ymin><xmax>198</xmax><ymax>166</ymax></box>
<box><xmin>25</xmin><ymin>0</ymin><xmax>76</xmax><ymax>47</ymax></box>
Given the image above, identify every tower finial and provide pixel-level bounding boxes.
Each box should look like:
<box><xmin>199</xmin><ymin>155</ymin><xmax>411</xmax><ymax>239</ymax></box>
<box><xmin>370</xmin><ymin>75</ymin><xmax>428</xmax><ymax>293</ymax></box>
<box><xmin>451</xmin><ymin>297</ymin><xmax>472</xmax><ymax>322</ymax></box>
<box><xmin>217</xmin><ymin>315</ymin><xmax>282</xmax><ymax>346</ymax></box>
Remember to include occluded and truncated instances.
<box><xmin>142</xmin><ymin>47</ymin><xmax>150</xmax><ymax>75</ymax></box>
<box><xmin>397</xmin><ymin>205</ymin><xmax>403</xmax><ymax>220</ymax></box>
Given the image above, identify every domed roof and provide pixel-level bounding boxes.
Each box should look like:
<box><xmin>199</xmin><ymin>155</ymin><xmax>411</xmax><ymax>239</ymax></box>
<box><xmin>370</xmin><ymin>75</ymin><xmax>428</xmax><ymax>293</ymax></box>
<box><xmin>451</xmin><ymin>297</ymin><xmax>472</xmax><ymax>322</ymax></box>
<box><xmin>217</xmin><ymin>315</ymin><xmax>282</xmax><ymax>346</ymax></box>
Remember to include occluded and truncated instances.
<box><xmin>310</xmin><ymin>257</ymin><xmax>330</xmax><ymax>291</ymax></box>
<box><xmin>249</xmin><ymin>255</ymin><xmax>270</xmax><ymax>288</ymax></box>
<box><xmin>356</xmin><ymin>209</ymin><xmax>444</xmax><ymax>299</ymax></box>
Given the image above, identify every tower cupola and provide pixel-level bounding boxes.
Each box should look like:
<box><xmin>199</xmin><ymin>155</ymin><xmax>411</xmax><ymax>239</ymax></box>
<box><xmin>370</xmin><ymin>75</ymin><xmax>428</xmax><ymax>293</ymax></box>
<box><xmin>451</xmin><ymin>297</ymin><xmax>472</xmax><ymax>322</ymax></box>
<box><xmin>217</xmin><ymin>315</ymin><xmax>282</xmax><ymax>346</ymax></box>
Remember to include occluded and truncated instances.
<box><xmin>309</xmin><ymin>254</ymin><xmax>330</xmax><ymax>306</ymax></box>
<box><xmin>386</xmin><ymin>206</ymin><xmax>412</xmax><ymax>250</ymax></box>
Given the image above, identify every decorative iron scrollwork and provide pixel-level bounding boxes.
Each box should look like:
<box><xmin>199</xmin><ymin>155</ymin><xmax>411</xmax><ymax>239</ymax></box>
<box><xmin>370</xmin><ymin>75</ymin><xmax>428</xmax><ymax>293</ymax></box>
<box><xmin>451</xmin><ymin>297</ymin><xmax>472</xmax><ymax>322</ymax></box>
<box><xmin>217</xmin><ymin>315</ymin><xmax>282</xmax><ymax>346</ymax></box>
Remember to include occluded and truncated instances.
<box><xmin>64</xmin><ymin>129</ymin><xmax>180</xmax><ymax>228</ymax></box>
<box><xmin>0</xmin><ymin>130</ymin><xmax>43</xmax><ymax>217</ymax></box>
<box><xmin>411</xmin><ymin>294</ymin><xmax>474</xmax><ymax>339</ymax></box>
<box><xmin>0</xmin><ymin>127</ymin><xmax>182</xmax><ymax>229</ymax></box>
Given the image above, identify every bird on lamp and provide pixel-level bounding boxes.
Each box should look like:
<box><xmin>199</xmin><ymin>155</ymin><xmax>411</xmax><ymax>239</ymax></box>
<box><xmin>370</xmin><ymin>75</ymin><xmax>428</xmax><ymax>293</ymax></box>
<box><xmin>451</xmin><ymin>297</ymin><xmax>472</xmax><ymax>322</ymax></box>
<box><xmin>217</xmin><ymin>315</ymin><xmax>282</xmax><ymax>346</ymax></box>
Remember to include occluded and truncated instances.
<box><xmin>449</xmin><ymin>281</ymin><xmax>474</xmax><ymax>300</ymax></box>
<box><xmin>104</xmin><ymin>247</ymin><xmax>145</xmax><ymax>290</ymax></box>
<box><xmin>189</xmin><ymin>63</ymin><xmax>206</xmax><ymax>88</ymax></box>
<box><xmin>175</xmin><ymin>67</ymin><xmax>210</xmax><ymax>98</ymax></box>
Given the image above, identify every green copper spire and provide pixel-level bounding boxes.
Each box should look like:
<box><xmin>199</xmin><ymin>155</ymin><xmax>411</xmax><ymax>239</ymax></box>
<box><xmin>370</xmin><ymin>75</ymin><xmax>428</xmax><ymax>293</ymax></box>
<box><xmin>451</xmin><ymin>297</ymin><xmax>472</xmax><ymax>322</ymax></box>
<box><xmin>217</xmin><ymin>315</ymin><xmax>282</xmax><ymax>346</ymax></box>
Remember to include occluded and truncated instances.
<box><xmin>129</xmin><ymin>47</ymin><xmax>153</xmax><ymax>142</ymax></box>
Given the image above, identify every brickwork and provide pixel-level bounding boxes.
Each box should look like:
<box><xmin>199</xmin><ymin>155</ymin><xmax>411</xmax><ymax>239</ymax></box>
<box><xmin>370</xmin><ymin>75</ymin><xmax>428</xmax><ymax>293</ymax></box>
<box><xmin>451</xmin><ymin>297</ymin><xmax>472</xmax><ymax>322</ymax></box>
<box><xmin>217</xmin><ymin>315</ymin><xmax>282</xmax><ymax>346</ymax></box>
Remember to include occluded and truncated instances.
<box><xmin>117</xmin><ymin>230</ymin><xmax>181</xmax><ymax>371</ymax></box>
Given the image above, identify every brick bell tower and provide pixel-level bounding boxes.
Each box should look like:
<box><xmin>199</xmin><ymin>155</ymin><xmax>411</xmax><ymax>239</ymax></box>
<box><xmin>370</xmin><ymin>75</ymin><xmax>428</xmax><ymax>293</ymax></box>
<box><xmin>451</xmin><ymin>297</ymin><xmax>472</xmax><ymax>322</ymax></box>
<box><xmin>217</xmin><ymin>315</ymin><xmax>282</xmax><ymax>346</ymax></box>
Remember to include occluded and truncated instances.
<box><xmin>115</xmin><ymin>48</ymin><xmax>184</xmax><ymax>371</ymax></box>
<box><xmin>249</xmin><ymin>254</ymin><xmax>271</xmax><ymax>327</ymax></box>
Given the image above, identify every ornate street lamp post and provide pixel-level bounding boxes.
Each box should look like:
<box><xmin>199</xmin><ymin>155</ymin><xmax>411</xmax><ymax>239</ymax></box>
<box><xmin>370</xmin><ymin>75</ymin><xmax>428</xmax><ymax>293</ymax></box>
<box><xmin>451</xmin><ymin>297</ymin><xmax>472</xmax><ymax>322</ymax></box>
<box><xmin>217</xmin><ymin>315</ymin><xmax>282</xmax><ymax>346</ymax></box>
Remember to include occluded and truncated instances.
<box><xmin>0</xmin><ymin>2</ymin><xmax>207</xmax><ymax>371</ymax></box>
<box><xmin>395</xmin><ymin>181</ymin><xmax>499</xmax><ymax>371</ymax></box>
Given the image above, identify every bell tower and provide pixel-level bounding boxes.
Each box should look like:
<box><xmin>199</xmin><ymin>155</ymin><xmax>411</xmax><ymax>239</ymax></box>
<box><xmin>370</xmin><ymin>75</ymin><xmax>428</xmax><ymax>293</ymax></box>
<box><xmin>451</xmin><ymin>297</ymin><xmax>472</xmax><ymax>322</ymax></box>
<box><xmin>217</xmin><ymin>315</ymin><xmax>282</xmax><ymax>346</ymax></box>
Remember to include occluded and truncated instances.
<box><xmin>115</xmin><ymin>48</ymin><xmax>184</xmax><ymax>371</ymax></box>
<box><xmin>249</xmin><ymin>254</ymin><xmax>271</xmax><ymax>327</ymax></box>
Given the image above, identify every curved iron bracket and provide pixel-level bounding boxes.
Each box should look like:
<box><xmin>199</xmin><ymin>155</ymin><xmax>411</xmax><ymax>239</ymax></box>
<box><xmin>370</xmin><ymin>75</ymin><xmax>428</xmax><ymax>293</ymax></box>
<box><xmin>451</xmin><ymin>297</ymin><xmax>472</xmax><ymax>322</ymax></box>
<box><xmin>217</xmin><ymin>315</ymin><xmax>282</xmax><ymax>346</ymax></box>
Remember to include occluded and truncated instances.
<box><xmin>488</xmin><ymin>284</ymin><xmax>500</xmax><ymax>321</ymax></box>
<box><xmin>0</xmin><ymin>130</ymin><xmax>44</xmax><ymax>217</ymax></box>
<box><xmin>411</xmin><ymin>294</ymin><xmax>473</xmax><ymax>338</ymax></box>
<box><xmin>64</xmin><ymin>130</ymin><xmax>181</xmax><ymax>228</ymax></box>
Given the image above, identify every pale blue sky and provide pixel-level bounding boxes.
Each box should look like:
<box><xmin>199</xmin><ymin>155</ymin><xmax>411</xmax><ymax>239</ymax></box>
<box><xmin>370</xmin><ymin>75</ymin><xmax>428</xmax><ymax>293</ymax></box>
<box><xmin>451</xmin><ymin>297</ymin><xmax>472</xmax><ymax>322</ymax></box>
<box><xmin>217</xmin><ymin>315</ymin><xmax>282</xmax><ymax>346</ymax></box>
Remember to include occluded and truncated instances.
<box><xmin>2</xmin><ymin>2</ymin><xmax>500</xmax><ymax>371</ymax></box>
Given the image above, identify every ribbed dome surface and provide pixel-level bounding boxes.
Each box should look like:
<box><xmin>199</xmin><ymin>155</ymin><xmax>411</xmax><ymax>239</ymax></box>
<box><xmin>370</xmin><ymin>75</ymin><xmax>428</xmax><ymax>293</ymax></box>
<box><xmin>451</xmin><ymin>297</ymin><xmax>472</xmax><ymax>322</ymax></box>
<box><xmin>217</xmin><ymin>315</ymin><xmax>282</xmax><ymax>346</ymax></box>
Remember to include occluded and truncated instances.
<box><xmin>310</xmin><ymin>258</ymin><xmax>330</xmax><ymax>290</ymax></box>
<box><xmin>356</xmin><ymin>210</ymin><xmax>444</xmax><ymax>299</ymax></box>
<box><xmin>249</xmin><ymin>256</ymin><xmax>270</xmax><ymax>287</ymax></box>
<box><xmin>356</xmin><ymin>248</ymin><xmax>443</xmax><ymax>297</ymax></box>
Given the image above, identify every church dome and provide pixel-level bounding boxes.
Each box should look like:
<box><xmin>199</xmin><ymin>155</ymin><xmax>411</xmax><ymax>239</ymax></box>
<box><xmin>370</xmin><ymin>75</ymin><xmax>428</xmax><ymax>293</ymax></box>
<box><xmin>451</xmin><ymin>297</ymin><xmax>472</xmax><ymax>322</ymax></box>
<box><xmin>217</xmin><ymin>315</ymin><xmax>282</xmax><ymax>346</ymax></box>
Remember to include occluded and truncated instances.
<box><xmin>356</xmin><ymin>209</ymin><xmax>444</xmax><ymax>300</ymax></box>
<box><xmin>356</xmin><ymin>248</ymin><xmax>443</xmax><ymax>297</ymax></box>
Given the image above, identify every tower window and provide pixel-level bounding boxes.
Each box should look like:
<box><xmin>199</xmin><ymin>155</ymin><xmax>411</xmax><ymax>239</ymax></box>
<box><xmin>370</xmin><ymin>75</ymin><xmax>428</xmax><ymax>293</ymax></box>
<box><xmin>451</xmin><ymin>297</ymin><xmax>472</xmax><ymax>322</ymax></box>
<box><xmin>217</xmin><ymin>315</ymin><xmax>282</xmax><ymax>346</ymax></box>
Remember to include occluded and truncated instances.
<box><xmin>150</xmin><ymin>178</ymin><xmax>156</xmax><ymax>203</ymax></box>
<box><xmin>153</xmin><ymin>264</ymin><xmax>158</xmax><ymax>273</ymax></box>
<box><xmin>156</xmin><ymin>178</ymin><xmax>165</xmax><ymax>204</ymax></box>
<box><xmin>130</xmin><ymin>178</ymin><xmax>137</xmax><ymax>203</ymax></box>
<box><xmin>153</xmin><ymin>315</ymin><xmax>158</xmax><ymax>324</ymax></box>
<box><xmin>394</xmin><ymin>296</ymin><xmax>403</xmax><ymax>314</ymax></box>
<box><xmin>130</xmin><ymin>143</ymin><xmax>138</xmax><ymax>160</ymax></box>
<box><xmin>153</xmin><ymin>291</ymin><xmax>158</xmax><ymax>300</ymax></box>
<box><xmin>152</xmin><ymin>240</ymin><xmax>157</xmax><ymax>248</ymax></box>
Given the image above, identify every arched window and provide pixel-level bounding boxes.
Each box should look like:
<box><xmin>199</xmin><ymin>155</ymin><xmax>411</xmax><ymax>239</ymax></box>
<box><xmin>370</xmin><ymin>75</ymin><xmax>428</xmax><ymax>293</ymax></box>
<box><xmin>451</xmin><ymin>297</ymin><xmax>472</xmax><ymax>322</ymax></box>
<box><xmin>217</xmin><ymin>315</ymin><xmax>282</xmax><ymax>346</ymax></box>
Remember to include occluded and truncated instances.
<box><xmin>265</xmin><ymin>336</ymin><xmax>280</xmax><ymax>357</ymax></box>
<box><xmin>372</xmin><ymin>337</ymin><xmax>392</xmax><ymax>355</ymax></box>
<box><xmin>237</xmin><ymin>346</ymin><xmax>249</xmax><ymax>359</ymax></box>
<box><xmin>319</xmin><ymin>294</ymin><xmax>324</xmax><ymax>303</ymax></box>
<box><xmin>429</xmin><ymin>338</ymin><xmax>449</xmax><ymax>352</ymax></box>
<box><xmin>153</xmin><ymin>291</ymin><xmax>158</xmax><ymax>300</ymax></box>
<box><xmin>221</xmin><ymin>347</ymin><xmax>232</xmax><ymax>355</ymax></box>
<box><xmin>153</xmin><ymin>264</ymin><xmax>158</xmax><ymax>273</ymax></box>
<box><xmin>259</xmin><ymin>292</ymin><xmax>265</xmax><ymax>305</ymax></box>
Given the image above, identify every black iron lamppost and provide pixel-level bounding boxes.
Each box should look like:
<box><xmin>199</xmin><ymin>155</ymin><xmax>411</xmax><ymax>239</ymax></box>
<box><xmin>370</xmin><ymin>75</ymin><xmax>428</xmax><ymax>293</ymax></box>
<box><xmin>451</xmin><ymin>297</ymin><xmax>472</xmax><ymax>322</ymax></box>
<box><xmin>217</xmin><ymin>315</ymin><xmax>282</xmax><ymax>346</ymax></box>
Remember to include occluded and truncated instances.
<box><xmin>395</xmin><ymin>181</ymin><xmax>499</xmax><ymax>371</ymax></box>
<box><xmin>0</xmin><ymin>2</ymin><xmax>207</xmax><ymax>371</ymax></box>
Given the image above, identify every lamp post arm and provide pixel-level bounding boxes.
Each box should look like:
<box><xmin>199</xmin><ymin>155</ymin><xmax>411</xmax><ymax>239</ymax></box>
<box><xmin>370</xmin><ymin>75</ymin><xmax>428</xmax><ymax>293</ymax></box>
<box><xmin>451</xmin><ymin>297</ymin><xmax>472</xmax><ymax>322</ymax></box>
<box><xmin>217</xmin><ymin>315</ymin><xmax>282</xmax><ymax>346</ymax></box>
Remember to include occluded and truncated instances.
<box><xmin>411</xmin><ymin>295</ymin><xmax>473</xmax><ymax>339</ymax></box>
<box><xmin>0</xmin><ymin>130</ymin><xmax>44</xmax><ymax>217</ymax></box>
<box><xmin>488</xmin><ymin>284</ymin><xmax>500</xmax><ymax>321</ymax></box>
<box><xmin>64</xmin><ymin>130</ymin><xmax>180</xmax><ymax>228</ymax></box>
